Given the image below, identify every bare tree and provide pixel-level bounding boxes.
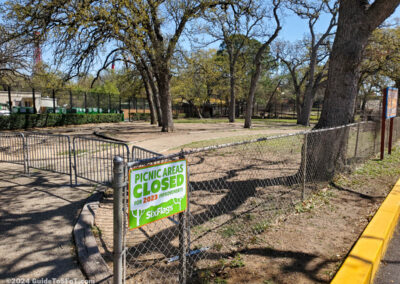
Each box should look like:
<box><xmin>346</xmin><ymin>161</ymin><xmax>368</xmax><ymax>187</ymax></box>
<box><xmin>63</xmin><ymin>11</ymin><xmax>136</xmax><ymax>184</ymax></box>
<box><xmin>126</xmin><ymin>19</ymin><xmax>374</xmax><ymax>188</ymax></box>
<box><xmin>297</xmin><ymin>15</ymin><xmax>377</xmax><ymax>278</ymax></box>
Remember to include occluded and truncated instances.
<box><xmin>280</xmin><ymin>0</ymin><xmax>338</xmax><ymax>126</ymax></box>
<box><xmin>201</xmin><ymin>1</ymin><xmax>272</xmax><ymax>122</ymax></box>
<box><xmin>243</xmin><ymin>0</ymin><xmax>281</xmax><ymax>128</ymax></box>
<box><xmin>6</xmin><ymin>0</ymin><xmax>229</xmax><ymax>132</ymax></box>
<box><xmin>0</xmin><ymin>25</ymin><xmax>32</xmax><ymax>84</ymax></box>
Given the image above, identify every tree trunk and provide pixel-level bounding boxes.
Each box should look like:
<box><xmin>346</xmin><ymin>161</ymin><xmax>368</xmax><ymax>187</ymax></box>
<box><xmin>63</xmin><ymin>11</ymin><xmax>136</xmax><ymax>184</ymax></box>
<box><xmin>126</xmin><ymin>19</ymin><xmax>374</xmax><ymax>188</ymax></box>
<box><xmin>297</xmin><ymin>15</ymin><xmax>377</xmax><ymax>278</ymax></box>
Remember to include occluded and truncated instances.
<box><xmin>141</xmin><ymin>70</ymin><xmax>157</xmax><ymax>125</ymax></box>
<box><xmin>298</xmin><ymin>47</ymin><xmax>318</xmax><ymax>126</ymax></box>
<box><xmin>228</xmin><ymin>61</ymin><xmax>236</xmax><ymax>123</ymax></box>
<box><xmin>295</xmin><ymin>91</ymin><xmax>302</xmax><ymax>122</ymax></box>
<box><xmin>146</xmin><ymin>66</ymin><xmax>163</xmax><ymax>127</ymax></box>
<box><xmin>297</xmin><ymin>86</ymin><xmax>314</xmax><ymax>126</ymax></box>
<box><xmin>157</xmin><ymin>72</ymin><xmax>174</xmax><ymax>132</ymax></box>
<box><xmin>190</xmin><ymin>101</ymin><xmax>203</xmax><ymax>119</ymax></box>
<box><xmin>244</xmin><ymin>62</ymin><xmax>262</xmax><ymax>128</ymax></box>
<box><xmin>308</xmin><ymin>0</ymin><xmax>400</xmax><ymax>180</ymax></box>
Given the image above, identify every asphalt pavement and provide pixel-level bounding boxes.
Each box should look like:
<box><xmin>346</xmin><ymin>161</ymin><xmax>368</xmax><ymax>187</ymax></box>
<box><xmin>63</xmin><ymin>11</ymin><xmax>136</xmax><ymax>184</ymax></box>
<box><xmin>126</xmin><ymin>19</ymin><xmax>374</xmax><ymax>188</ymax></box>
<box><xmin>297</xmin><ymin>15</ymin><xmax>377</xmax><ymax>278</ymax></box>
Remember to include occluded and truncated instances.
<box><xmin>374</xmin><ymin>220</ymin><xmax>400</xmax><ymax>284</ymax></box>
<box><xmin>0</xmin><ymin>163</ymin><xmax>93</xmax><ymax>283</ymax></box>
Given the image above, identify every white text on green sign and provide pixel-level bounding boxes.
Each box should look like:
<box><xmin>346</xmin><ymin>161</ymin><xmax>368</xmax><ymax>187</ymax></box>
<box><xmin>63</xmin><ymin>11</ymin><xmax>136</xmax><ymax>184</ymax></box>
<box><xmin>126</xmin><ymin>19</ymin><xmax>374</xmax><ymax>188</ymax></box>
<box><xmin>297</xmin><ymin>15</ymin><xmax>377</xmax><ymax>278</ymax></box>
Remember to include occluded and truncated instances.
<box><xmin>128</xmin><ymin>159</ymin><xmax>187</xmax><ymax>229</ymax></box>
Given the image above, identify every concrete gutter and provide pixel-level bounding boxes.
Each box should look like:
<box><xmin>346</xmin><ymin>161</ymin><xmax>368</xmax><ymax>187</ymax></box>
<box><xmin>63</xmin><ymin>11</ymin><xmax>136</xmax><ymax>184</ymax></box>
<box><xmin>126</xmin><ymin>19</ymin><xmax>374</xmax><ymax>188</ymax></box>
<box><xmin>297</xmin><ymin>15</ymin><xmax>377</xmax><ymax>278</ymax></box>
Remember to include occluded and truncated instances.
<box><xmin>331</xmin><ymin>178</ymin><xmax>400</xmax><ymax>284</ymax></box>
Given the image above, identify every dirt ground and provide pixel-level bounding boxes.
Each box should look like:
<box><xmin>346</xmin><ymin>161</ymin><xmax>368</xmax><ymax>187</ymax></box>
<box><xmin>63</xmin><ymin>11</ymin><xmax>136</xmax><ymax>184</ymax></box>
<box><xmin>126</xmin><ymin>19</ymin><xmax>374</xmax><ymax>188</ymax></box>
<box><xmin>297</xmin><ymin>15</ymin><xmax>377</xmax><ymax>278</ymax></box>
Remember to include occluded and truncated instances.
<box><xmin>0</xmin><ymin>120</ymin><xmax>395</xmax><ymax>283</ymax></box>
<box><xmin>85</xmin><ymin>120</ymin><xmax>396</xmax><ymax>284</ymax></box>
<box><xmin>31</xmin><ymin>120</ymin><xmax>306</xmax><ymax>153</ymax></box>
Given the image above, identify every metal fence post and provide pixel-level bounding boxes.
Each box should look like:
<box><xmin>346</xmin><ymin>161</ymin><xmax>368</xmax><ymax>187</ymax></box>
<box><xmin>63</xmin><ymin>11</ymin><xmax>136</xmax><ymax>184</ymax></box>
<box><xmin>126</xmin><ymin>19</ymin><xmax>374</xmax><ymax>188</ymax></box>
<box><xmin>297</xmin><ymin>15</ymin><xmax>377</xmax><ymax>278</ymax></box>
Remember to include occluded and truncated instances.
<box><xmin>73</xmin><ymin>138</ymin><xmax>78</xmax><ymax>185</ymax></box>
<box><xmin>20</xmin><ymin>133</ymin><xmax>29</xmax><ymax>175</ymax></box>
<box><xmin>113</xmin><ymin>156</ymin><xmax>124</xmax><ymax>284</ymax></box>
<box><xmin>302</xmin><ymin>133</ymin><xmax>308</xmax><ymax>201</ymax></box>
<box><xmin>354</xmin><ymin>122</ymin><xmax>361</xmax><ymax>159</ymax></box>
<box><xmin>67</xmin><ymin>136</ymin><xmax>73</xmax><ymax>186</ymax></box>
<box><xmin>179</xmin><ymin>151</ymin><xmax>188</xmax><ymax>284</ymax></box>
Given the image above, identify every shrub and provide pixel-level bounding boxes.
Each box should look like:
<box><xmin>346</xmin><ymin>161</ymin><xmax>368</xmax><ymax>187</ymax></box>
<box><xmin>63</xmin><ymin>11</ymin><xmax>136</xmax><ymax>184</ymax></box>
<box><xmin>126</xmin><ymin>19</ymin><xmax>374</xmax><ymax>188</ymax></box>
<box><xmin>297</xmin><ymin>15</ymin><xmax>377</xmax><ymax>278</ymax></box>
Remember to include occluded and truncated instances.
<box><xmin>129</xmin><ymin>113</ymin><xmax>151</xmax><ymax>121</ymax></box>
<box><xmin>0</xmin><ymin>113</ymin><xmax>122</xmax><ymax>130</ymax></box>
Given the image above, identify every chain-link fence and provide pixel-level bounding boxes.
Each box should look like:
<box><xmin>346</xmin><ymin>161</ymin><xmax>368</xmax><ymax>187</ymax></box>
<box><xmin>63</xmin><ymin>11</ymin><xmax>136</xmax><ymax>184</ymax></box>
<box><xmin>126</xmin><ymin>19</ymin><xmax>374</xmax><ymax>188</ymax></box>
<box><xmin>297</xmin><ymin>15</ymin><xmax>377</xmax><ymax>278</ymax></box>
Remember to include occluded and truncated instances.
<box><xmin>73</xmin><ymin>136</ymin><xmax>130</xmax><ymax>186</ymax></box>
<box><xmin>112</xmin><ymin>120</ymin><xmax>397</xmax><ymax>284</ymax></box>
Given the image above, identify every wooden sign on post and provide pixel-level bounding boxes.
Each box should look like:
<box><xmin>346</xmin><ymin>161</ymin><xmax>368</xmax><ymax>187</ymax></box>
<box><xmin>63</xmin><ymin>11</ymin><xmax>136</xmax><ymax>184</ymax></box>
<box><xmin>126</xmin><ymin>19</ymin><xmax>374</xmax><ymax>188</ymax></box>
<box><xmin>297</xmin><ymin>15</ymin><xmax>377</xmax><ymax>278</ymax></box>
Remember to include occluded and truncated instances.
<box><xmin>381</xmin><ymin>87</ymin><xmax>398</xmax><ymax>160</ymax></box>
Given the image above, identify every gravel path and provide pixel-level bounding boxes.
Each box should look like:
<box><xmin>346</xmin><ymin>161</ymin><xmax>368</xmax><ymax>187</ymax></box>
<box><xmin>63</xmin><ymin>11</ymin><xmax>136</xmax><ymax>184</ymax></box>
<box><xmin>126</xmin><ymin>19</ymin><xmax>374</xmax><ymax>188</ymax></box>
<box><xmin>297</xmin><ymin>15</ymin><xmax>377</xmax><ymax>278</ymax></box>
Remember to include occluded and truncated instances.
<box><xmin>0</xmin><ymin>164</ymin><xmax>93</xmax><ymax>282</ymax></box>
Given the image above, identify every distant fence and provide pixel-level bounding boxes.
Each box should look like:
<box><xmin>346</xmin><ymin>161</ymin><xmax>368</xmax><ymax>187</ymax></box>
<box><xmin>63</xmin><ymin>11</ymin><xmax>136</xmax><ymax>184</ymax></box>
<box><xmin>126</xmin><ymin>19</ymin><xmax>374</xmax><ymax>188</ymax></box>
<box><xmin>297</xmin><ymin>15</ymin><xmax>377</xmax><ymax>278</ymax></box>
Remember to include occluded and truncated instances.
<box><xmin>26</xmin><ymin>133</ymin><xmax>73</xmax><ymax>184</ymax></box>
<box><xmin>0</xmin><ymin>132</ymin><xmax>157</xmax><ymax>187</ymax></box>
<box><xmin>132</xmin><ymin>145</ymin><xmax>163</xmax><ymax>161</ymax></box>
<box><xmin>0</xmin><ymin>132</ymin><xmax>27</xmax><ymax>171</ymax></box>
<box><xmin>110</xmin><ymin>118</ymin><xmax>400</xmax><ymax>284</ymax></box>
<box><xmin>4</xmin><ymin>86</ymin><xmax>323</xmax><ymax>120</ymax></box>
<box><xmin>73</xmin><ymin>136</ymin><xmax>130</xmax><ymax>185</ymax></box>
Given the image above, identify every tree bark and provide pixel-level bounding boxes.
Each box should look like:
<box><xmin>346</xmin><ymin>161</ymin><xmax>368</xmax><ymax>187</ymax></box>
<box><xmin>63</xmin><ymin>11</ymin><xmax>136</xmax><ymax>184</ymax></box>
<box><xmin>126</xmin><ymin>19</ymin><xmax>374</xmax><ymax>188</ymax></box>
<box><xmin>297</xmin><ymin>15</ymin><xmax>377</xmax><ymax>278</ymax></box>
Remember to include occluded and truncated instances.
<box><xmin>157</xmin><ymin>71</ymin><xmax>174</xmax><ymax>132</ymax></box>
<box><xmin>308</xmin><ymin>0</ymin><xmax>400</xmax><ymax>180</ymax></box>
<box><xmin>143</xmin><ymin>62</ymin><xmax>163</xmax><ymax>127</ymax></box>
<box><xmin>140</xmin><ymin>69</ymin><xmax>157</xmax><ymax>125</ymax></box>
<box><xmin>228</xmin><ymin>60</ymin><xmax>236</xmax><ymax>123</ymax></box>
<box><xmin>297</xmin><ymin>48</ymin><xmax>318</xmax><ymax>126</ymax></box>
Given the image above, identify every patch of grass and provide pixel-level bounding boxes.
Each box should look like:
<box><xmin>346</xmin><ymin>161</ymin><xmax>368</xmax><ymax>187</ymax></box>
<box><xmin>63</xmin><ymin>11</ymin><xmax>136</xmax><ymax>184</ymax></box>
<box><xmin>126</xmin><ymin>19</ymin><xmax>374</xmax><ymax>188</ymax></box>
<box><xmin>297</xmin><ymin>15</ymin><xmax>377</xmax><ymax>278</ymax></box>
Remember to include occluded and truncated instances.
<box><xmin>251</xmin><ymin>221</ymin><xmax>270</xmax><ymax>234</ymax></box>
<box><xmin>173</xmin><ymin>131</ymin><xmax>304</xmax><ymax>153</ymax></box>
<box><xmin>213</xmin><ymin>243</ymin><xmax>223</xmax><ymax>252</ymax></box>
<box><xmin>214</xmin><ymin>278</ymin><xmax>227</xmax><ymax>284</ymax></box>
<box><xmin>220</xmin><ymin>226</ymin><xmax>236</xmax><ymax>238</ymax></box>
<box><xmin>193</xmin><ymin>225</ymin><xmax>208</xmax><ymax>236</ymax></box>
<box><xmin>295</xmin><ymin>188</ymin><xmax>335</xmax><ymax>214</ymax></box>
<box><xmin>335</xmin><ymin>146</ymin><xmax>400</xmax><ymax>189</ymax></box>
<box><xmin>198</xmin><ymin>269</ymin><xmax>213</xmax><ymax>284</ymax></box>
<box><xmin>91</xmin><ymin>225</ymin><xmax>102</xmax><ymax>237</ymax></box>
<box><xmin>263</xmin><ymin>280</ymin><xmax>275</xmax><ymax>284</ymax></box>
<box><xmin>174</xmin><ymin>117</ymin><xmax>314</xmax><ymax>126</ymax></box>
<box><xmin>70</xmin><ymin>149</ymin><xmax>88</xmax><ymax>155</ymax></box>
<box><xmin>230</xmin><ymin>253</ymin><xmax>245</xmax><ymax>268</ymax></box>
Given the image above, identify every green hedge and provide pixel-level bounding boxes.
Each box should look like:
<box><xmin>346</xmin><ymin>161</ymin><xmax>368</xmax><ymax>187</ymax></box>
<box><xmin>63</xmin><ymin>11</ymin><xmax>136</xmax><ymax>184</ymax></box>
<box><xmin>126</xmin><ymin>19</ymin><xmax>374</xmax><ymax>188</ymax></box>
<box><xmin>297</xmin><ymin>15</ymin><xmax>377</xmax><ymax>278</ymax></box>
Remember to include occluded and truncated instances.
<box><xmin>0</xmin><ymin>113</ymin><xmax>123</xmax><ymax>130</ymax></box>
<box><xmin>129</xmin><ymin>113</ymin><xmax>151</xmax><ymax>121</ymax></box>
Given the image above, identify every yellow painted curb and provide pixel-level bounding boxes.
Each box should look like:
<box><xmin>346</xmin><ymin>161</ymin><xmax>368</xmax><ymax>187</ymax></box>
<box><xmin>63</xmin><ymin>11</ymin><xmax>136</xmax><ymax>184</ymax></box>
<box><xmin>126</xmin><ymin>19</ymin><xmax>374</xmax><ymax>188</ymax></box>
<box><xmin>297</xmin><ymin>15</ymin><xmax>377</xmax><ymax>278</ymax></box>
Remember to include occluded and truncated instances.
<box><xmin>331</xmin><ymin>178</ymin><xmax>400</xmax><ymax>284</ymax></box>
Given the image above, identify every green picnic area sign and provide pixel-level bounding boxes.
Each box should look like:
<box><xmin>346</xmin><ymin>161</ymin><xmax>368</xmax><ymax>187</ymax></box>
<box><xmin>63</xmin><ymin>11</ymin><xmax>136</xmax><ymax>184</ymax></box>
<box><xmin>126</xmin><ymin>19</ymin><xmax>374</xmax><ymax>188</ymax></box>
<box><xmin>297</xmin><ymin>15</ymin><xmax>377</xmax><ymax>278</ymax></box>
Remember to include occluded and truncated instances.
<box><xmin>128</xmin><ymin>159</ymin><xmax>187</xmax><ymax>230</ymax></box>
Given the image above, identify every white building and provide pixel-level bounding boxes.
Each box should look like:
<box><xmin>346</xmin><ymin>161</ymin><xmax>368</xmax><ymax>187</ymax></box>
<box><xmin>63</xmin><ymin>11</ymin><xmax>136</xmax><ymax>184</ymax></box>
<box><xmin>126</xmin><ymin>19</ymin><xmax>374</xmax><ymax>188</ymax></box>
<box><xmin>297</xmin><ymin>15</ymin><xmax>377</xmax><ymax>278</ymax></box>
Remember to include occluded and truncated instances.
<box><xmin>0</xmin><ymin>91</ymin><xmax>58</xmax><ymax>113</ymax></box>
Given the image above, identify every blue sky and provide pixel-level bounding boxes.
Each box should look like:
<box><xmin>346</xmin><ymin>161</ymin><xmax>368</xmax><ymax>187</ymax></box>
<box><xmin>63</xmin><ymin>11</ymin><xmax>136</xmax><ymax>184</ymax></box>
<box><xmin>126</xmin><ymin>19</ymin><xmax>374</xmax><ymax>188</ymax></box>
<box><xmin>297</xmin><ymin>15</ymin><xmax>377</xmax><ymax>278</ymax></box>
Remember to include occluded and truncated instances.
<box><xmin>279</xmin><ymin>5</ymin><xmax>400</xmax><ymax>43</ymax></box>
<box><xmin>6</xmin><ymin>1</ymin><xmax>400</xmax><ymax>75</ymax></box>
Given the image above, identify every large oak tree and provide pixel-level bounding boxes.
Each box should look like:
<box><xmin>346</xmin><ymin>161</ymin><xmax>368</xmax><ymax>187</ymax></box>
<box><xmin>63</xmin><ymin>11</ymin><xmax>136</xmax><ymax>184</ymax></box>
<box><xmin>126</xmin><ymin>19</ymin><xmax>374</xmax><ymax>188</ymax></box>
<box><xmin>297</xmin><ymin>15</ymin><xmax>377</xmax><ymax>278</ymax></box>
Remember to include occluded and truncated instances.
<box><xmin>309</xmin><ymin>0</ymin><xmax>400</xmax><ymax>180</ymax></box>
<box><xmin>5</xmin><ymin>0</ymin><xmax>228</xmax><ymax>132</ymax></box>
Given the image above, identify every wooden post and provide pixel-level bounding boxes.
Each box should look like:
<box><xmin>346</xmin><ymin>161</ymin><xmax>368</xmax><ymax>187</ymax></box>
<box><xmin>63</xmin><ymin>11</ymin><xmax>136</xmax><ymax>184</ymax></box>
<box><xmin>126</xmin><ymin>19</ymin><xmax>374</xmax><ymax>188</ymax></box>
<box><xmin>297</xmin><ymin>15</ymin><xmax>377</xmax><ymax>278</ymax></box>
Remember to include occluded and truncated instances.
<box><xmin>380</xmin><ymin>91</ymin><xmax>387</xmax><ymax>160</ymax></box>
<box><xmin>389</xmin><ymin>117</ymin><xmax>394</xmax><ymax>154</ymax></box>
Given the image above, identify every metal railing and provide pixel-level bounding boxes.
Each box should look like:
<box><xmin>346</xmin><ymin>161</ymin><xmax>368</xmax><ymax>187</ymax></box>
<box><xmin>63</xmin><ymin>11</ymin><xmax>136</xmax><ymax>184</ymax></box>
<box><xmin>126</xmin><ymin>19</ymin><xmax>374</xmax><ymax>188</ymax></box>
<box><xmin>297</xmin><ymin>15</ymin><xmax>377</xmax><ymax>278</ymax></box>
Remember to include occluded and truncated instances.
<box><xmin>131</xmin><ymin>145</ymin><xmax>163</xmax><ymax>161</ymax></box>
<box><xmin>113</xmin><ymin>120</ymin><xmax>392</xmax><ymax>284</ymax></box>
<box><xmin>0</xmin><ymin>132</ymin><xmax>132</xmax><ymax>187</ymax></box>
<box><xmin>73</xmin><ymin>136</ymin><xmax>130</xmax><ymax>186</ymax></box>
<box><xmin>25</xmin><ymin>132</ymin><xmax>73</xmax><ymax>184</ymax></box>
<box><xmin>0</xmin><ymin>132</ymin><xmax>27</xmax><ymax>172</ymax></box>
